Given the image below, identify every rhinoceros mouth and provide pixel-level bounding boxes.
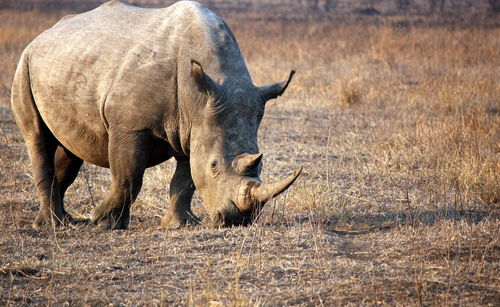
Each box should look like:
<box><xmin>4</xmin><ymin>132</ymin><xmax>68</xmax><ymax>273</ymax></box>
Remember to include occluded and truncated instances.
<box><xmin>214</xmin><ymin>201</ymin><xmax>254</xmax><ymax>227</ymax></box>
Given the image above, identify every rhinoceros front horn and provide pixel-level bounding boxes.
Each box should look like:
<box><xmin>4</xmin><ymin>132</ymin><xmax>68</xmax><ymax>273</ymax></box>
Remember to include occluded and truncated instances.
<box><xmin>236</xmin><ymin>167</ymin><xmax>303</xmax><ymax>212</ymax></box>
<box><xmin>252</xmin><ymin>167</ymin><xmax>303</xmax><ymax>202</ymax></box>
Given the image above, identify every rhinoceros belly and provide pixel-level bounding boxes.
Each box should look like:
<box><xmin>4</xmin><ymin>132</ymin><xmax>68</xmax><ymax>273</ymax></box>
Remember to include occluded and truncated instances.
<box><xmin>34</xmin><ymin>91</ymin><xmax>110</xmax><ymax>167</ymax></box>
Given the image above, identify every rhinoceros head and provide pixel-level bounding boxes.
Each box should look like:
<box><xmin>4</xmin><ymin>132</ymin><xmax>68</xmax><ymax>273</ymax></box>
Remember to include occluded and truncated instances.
<box><xmin>188</xmin><ymin>61</ymin><xmax>301</xmax><ymax>226</ymax></box>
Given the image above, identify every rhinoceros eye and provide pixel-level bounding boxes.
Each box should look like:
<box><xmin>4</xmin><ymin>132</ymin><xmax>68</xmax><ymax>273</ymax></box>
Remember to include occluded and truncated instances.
<box><xmin>210</xmin><ymin>160</ymin><xmax>217</xmax><ymax>169</ymax></box>
<box><xmin>210</xmin><ymin>159</ymin><xmax>219</xmax><ymax>177</ymax></box>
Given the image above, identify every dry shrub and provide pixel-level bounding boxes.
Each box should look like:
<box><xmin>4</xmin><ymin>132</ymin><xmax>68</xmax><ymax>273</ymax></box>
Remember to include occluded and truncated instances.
<box><xmin>435</xmin><ymin>110</ymin><xmax>499</xmax><ymax>204</ymax></box>
<box><xmin>339</xmin><ymin>79</ymin><xmax>363</xmax><ymax>107</ymax></box>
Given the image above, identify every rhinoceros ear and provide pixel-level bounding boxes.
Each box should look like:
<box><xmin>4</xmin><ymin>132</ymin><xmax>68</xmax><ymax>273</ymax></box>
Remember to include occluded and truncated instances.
<box><xmin>191</xmin><ymin>60</ymin><xmax>221</xmax><ymax>98</ymax></box>
<box><xmin>258</xmin><ymin>70</ymin><xmax>295</xmax><ymax>103</ymax></box>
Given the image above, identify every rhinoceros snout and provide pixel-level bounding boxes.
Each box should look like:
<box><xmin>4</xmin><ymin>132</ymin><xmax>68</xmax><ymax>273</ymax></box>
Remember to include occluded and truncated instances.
<box><xmin>213</xmin><ymin>203</ymin><xmax>253</xmax><ymax>227</ymax></box>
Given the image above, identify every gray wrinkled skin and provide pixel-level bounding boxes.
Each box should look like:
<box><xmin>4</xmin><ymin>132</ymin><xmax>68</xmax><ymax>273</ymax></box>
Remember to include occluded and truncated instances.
<box><xmin>11</xmin><ymin>0</ymin><xmax>300</xmax><ymax>230</ymax></box>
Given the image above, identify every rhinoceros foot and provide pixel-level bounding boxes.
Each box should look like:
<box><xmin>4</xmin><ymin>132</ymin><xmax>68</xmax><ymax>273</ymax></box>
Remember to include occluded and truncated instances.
<box><xmin>32</xmin><ymin>208</ymin><xmax>76</xmax><ymax>230</ymax></box>
<box><xmin>160</xmin><ymin>209</ymin><xmax>200</xmax><ymax>229</ymax></box>
<box><xmin>91</xmin><ymin>206</ymin><xmax>130</xmax><ymax>230</ymax></box>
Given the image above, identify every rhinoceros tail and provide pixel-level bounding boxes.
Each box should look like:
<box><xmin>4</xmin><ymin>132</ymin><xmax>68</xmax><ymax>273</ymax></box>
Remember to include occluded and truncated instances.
<box><xmin>10</xmin><ymin>50</ymin><xmax>46</xmax><ymax>140</ymax></box>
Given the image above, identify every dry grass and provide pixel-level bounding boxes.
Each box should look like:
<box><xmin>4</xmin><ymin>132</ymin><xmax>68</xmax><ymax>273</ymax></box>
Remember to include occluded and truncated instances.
<box><xmin>1</xmin><ymin>0</ymin><xmax>499</xmax><ymax>305</ymax></box>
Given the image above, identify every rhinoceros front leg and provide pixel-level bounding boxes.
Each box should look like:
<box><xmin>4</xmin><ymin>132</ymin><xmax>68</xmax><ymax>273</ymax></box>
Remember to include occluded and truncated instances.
<box><xmin>161</xmin><ymin>157</ymin><xmax>199</xmax><ymax>229</ymax></box>
<box><xmin>90</xmin><ymin>131</ymin><xmax>147</xmax><ymax>230</ymax></box>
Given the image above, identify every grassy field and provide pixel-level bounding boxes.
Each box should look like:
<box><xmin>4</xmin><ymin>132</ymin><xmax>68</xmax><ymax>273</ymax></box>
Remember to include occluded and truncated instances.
<box><xmin>0</xmin><ymin>0</ymin><xmax>499</xmax><ymax>305</ymax></box>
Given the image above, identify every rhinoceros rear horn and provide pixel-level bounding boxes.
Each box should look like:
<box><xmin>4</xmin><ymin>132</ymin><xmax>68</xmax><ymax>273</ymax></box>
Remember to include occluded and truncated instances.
<box><xmin>232</xmin><ymin>153</ymin><xmax>263</xmax><ymax>176</ymax></box>
<box><xmin>258</xmin><ymin>70</ymin><xmax>295</xmax><ymax>103</ymax></box>
<box><xmin>191</xmin><ymin>60</ymin><xmax>221</xmax><ymax>97</ymax></box>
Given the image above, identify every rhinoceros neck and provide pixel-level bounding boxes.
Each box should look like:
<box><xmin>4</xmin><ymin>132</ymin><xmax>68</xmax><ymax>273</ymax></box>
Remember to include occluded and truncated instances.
<box><xmin>168</xmin><ymin>1</ymin><xmax>255</xmax><ymax>154</ymax></box>
<box><xmin>173</xmin><ymin>1</ymin><xmax>253</xmax><ymax>88</ymax></box>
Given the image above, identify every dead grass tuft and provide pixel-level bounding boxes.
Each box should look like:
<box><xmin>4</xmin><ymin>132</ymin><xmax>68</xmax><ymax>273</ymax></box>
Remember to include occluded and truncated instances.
<box><xmin>339</xmin><ymin>79</ymin><xmax>363</xmax><ymax>107</ymax></box>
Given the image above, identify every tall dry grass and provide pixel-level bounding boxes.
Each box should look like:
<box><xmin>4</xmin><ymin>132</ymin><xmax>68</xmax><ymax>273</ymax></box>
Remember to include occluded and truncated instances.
<box><xmin>0</xmin><ymin>10</ymin><xmax>66</xmax><ymax>97</ymax></box>
<box><xmin>230</xmin><ymin>19</ymin><xmax>499</xmax><ymax>218</ymax></box>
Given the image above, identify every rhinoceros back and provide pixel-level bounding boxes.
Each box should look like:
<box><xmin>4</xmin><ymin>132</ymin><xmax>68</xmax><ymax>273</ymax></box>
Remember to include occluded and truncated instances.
<box><xmin>21</xmin><ymin>0</ymin><xmax>234</xmax><ymax>166</ymax></box>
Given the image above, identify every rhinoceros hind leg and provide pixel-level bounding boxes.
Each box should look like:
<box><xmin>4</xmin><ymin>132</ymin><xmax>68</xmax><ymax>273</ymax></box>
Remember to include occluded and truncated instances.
<box><xmin>90</xmin><ymin>131</ymin><xmax>147</xmax><ymax>230</ymax></box>
<box><xmin>25</xmin><ymin>136</ymin><xmax>69</xmax><ymax>230</ymax></box>
<box><xmin>11</xmin><ymin>54</ymin><xmax>73</xmax><ymax>229</ymax></box>
<box><xmin>54</xmin><ymin>145</ymin><xmax>83</xmax><ymax>224</ymax></box>
<box><xmin>161</xmin><ymin>157</ymin><xmax>199</xmax><ymax>229</ymax></box>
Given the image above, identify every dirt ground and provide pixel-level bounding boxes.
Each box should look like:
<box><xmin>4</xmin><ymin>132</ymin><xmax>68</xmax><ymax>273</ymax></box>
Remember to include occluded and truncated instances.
<box><xmin>1</xmin><ymin>0</ymin><xmax>499</xmax><ymax>305</ymax></box>
<box><xmin>2</xmin><ymin>102</ymin><xmax>497</xmax><ymax>305</ymax></box>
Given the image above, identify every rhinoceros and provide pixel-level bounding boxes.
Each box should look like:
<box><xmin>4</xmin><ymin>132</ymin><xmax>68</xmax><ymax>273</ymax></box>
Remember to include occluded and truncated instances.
<box><xmin>11</xmin><ymin>0</ymin><xmax>301</xmax><ymax>230</ymax></box>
